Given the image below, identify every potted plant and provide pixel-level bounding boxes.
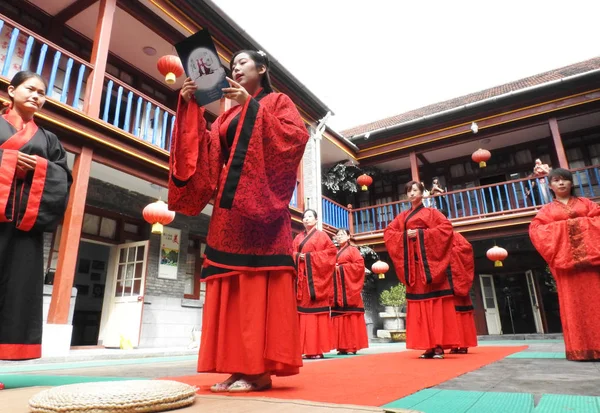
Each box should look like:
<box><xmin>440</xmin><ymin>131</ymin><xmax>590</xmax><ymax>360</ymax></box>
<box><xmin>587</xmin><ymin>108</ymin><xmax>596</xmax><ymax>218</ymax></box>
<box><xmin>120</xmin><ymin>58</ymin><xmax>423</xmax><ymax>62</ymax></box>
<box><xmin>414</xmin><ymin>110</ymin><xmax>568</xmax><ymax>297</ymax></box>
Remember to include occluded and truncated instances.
<box><xmin>379</xmin><ymin>284</ymin><xmax>407</xmax><ymax>342</ymax></box>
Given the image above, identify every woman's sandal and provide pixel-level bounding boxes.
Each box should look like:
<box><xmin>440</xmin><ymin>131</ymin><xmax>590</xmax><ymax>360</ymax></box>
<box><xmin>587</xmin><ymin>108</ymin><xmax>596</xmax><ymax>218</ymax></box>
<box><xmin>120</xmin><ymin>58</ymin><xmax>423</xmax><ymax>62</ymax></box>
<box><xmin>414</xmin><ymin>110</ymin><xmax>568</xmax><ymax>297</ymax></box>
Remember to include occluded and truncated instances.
<box><xmin>433</xmin><ymin>346</ymin><xmax>445</xmax><ymax>359</ymax></box>
<box><xmin>458</xmin><ymin>347</ymin><xmax>469</xmax><ymax>354</ymax></box>
<box><xmin>449</xmin><ymin>348</ymin><xmax>460</xmax><ymax>354</ymax></box>
<box><xmin>210</xmin><ymin>373</ymin><xmax>242</xmax><ymax>392</ymax></box>
<box><xmin>419</xmin><ymin>351</ymin><xmax>434</xmax><ymax>359</ymax></box>
<box><xmin>228</xmin><ymin>375</ymin><xmax>272</xmax><ymax>393</ymax></box>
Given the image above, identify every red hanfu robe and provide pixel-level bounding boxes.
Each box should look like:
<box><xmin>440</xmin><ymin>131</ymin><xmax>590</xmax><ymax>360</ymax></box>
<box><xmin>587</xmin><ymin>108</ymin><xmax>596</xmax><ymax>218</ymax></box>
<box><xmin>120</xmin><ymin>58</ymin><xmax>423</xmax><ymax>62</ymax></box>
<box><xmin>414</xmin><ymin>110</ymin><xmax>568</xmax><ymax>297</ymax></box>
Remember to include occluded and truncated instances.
<box><xmin>0</xmin><ymin>110</ymin><xmax>71</xmax><ymax>360</ymax></box>
<box><xmin>292</xmin><ymin>228</ymin><xmax>337</xmax><ymax>356</ymax></box>
<box><xmin>330</xmin><ymin>244</ymin><xmax>369</xmax><ymax>353</ymax></box>
<box><xmin>168</xmin><ymin>90</ymin><xmax>309</xmax><ymax>376</ymax></box>
<box><xmin>449</xmin><ymin>232</ymin><xmax>478</xmax><ymax>349</ymax></box>
<box><xmin>529</xmin><ymin>197</ymin><xmax>600</xmax><ymax>361</ymax></box>
<box><xmin>384</xmin><ymin>204</ymin><xmax>460</xmax><ymax>350</ymax></box>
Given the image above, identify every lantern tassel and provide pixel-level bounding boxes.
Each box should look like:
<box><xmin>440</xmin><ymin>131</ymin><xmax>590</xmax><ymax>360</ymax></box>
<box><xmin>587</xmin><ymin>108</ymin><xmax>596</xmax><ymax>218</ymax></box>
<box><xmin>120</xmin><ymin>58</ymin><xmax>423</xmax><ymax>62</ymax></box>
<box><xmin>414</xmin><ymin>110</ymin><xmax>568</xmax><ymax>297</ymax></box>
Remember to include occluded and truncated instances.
<box><xmin>152</xmin><ymin>223</ymin><xmax>164</xmax><ymax>234</ymax></box>
<box><xmin>165</xmin><ymin>72</ymin><xmax>176</xmax><ymax>84</ymax></box>
<box><xmin>479</xmin><ymin>161</ymin><xmax>487</xmax><ymax>168</ymax></box>
<box><xmin>494</xmin><ymin>260</ymin><xmax>503</xmax><ymax>267</ymax></box>
<box><xmin>378</xmin><ymin>273</ymin><xmax>385</xmax><ymax>279</ymax></box>
<box><xmin>361</xmin><ymin>185</ymin><xmax>368</xmax><ymax>191</ymax></box>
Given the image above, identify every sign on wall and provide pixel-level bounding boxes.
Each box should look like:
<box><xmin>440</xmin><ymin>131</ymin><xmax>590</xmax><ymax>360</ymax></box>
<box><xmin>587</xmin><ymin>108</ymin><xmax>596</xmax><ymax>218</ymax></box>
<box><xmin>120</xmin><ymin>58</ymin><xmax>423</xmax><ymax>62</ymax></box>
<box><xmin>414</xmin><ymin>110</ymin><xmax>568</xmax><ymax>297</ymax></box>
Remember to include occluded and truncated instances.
<box><xmin>158</xmin><ymin>227</ymin><xmax>180</xmax><ymax>280</ymax></box>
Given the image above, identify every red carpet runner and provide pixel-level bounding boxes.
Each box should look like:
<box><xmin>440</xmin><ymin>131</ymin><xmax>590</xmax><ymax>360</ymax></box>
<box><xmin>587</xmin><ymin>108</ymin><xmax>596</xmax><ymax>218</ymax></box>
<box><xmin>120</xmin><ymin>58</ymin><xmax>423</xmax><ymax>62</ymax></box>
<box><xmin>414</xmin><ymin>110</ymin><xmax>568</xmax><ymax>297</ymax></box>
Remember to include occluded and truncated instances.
<box><xmin>164</xmin><ymin>346</ymin><xmax>526</xmax><ymax>406</ymax></box>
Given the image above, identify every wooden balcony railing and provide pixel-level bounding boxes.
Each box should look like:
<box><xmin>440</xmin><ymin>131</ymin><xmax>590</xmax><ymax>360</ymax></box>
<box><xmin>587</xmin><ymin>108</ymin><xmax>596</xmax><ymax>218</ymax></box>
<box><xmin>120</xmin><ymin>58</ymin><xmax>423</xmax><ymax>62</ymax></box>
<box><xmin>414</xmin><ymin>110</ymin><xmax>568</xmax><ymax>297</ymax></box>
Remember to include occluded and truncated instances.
<box><xmin>0</xmin><ymin>15</ymin><xmax>93</xmax><ymax>110</ymax></box>
<box><xmin>322</xmin><ymin>165</ymin><xmax>600</xmax><ymax>235</ymax></box>
<box><xmin>0</xmin><ymin>14</ymin><xmax>175</xmax><ymax>151</ymax></box>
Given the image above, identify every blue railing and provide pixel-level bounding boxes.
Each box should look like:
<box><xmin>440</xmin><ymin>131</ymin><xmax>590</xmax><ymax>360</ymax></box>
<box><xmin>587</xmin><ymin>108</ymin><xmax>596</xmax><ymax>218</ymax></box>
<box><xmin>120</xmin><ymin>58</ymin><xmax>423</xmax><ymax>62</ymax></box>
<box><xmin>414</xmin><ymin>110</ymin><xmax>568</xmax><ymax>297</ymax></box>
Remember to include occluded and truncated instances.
<box><xmin>0</xmin><ymin>16</ymin><xmax>92</xmax><ymax>110</ymax></box>
<box><xmin>322</xmin><ymin>197</ymin><xmax>349</xmax><ymax>230</ymax></box>
<box><xmin>0</xmin><ymin>14</ymin><xmax>176</xmax><ymax>152</ymax></box>
<box><xmin>349</xmin><ymin>165</ymin><xmax>600</xmax><ymax>234</ymax></box>
<box><xmin>101</xmin><ymin>73</ymin><xmax>176</xmax><ymax>151</ymax></box>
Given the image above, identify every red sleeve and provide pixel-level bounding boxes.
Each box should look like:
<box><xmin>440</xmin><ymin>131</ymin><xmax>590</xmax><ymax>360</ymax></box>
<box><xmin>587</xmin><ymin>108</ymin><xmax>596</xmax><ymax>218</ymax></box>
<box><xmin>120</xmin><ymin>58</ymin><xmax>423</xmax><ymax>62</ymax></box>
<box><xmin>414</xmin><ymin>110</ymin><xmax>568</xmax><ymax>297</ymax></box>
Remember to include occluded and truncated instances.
<box><xmin>530</xmin><ymin>199</ymin><xmax>600</xmax><ymax>270</ymax></box>
<box><xmin>229</xmin><ymin>93</ymin><xmax>309</xmax><ymax>223</ymax></box>
<box><xmin>383</xmin><ymin>212</ymin><xmax>408</xmax><ymax>285</ymax></box>
<box><xmin>415</xmin><ymin>209</ymin><xmax>454</xmax><ymax>284</ymax></box>
<box><xmin>0</xmin><ymin>149</ymin><xmax>18</xmax><ymax>223</ymax></box>
<box><xmin>168</xmin><ymin>96</ymin><xmax>223</xmax><ymax>216</ymax></box>
<box><xmin>339</xmin><ymin>246</ymin><xmax>366</xmax><ymax>304</ymax></box>
<box><xmin>450</xmin><ymin>232</ymin><xmax>475</xmax><ymax>296</ymax></box>
<box><xmin>304</xmin><ymin>232</ymin><xmax>337</xmax><ymax>301</ymax></box>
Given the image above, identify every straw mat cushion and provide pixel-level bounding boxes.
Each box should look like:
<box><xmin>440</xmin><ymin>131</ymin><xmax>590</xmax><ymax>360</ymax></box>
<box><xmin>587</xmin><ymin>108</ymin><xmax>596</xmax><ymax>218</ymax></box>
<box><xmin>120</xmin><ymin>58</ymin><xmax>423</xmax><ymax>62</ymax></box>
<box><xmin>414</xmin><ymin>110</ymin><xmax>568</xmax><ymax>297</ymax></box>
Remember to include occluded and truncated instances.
<box><xmin>29</xmin><ymin>380</ymin><xmax>197</xmax><ymax>413</ymax></box>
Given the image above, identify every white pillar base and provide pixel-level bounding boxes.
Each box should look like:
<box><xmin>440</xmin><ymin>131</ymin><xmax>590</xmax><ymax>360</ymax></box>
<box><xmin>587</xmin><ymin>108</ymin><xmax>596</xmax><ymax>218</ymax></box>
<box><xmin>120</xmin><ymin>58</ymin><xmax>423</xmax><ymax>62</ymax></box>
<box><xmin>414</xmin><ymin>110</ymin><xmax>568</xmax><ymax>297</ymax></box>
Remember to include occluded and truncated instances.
<box><xmin>42</xmin><ymin>324</ymin><xmax>73</xmax><ymax>358</ymax></box>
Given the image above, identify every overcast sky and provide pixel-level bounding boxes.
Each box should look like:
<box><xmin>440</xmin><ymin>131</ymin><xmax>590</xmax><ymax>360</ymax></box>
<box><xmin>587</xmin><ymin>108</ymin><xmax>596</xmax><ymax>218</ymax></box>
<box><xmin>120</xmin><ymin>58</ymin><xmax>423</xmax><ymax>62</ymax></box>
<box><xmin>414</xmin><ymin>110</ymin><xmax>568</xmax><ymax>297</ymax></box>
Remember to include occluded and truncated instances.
<box><xmin>212</xmin><ymin>0</ymin><xmax>600</xmax><ymax>133</ymax></box>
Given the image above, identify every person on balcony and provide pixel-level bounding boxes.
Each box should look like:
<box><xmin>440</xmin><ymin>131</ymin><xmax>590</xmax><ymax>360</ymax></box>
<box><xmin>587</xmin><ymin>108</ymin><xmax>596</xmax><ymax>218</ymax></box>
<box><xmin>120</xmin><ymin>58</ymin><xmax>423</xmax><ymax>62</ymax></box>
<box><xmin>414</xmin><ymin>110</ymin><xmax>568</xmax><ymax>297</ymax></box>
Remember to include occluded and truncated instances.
<box><xmin>529</xmin><ymin>168</ymin><xmax>600</xmax><ymax>361</ymax></box>
<box><xmin>169</xmin><ymin>50</ymin><xmax>309</xmax><ymax>392</ymax></box>
<box><xmin>439</xmin><ymin>211</ymin><xmax>478</xmax><ymax>354</ymax></box>
<box><xmin>430</xmin><ymin>177</ymin><xmax>447</xmax><ymax>213</ymax></box>
<box><xmin>0</xmin><ymin>71</ymin><xmax>71</xmax><ymax>360</ymax></box>
<box><xmin>293</xmin><ymin>209</ymin><xmax>337</xmax><ymax>359</ymax></box>
<box><xmin>330</xmin><ymin>228</ymin><xmax>369</xmax><ymax>355</ymax></box>
<box><xmin>384</xmin><ymin>181</ymin><xmax>460</xmax><ymax>359</ymax></box>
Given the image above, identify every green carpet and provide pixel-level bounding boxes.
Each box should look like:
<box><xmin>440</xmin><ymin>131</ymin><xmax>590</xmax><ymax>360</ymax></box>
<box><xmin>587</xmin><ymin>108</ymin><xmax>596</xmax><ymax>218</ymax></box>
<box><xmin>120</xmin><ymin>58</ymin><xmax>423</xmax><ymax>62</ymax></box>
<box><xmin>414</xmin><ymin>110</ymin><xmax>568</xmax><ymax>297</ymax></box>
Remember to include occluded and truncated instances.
<box><xmin>382</xmin><ymin>389</ymin><xmax>600</xmax><ymax>413</ymax></box>
<box><xmin>506</xmin><ymin>352</ymin><xmax>566</xmax><ymax>359</ymax></box>
<box><xmin>0</xmin><ymin>355</ymin><xmax>197</xmax><ymax>373</ymax></box>
<box><xmin>0</xmin><ymin>374</ymin><xmax>142</xmax><ymax>389</ymax></box>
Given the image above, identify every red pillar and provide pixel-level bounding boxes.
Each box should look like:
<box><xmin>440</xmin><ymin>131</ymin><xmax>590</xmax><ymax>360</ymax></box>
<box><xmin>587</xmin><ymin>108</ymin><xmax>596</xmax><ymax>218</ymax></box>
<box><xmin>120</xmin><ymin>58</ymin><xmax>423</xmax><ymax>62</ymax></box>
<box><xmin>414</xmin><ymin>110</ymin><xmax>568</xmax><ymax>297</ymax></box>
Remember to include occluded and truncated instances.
<box><xmin>83</xmin><ymin>0</ymin><xmax>117</xmax><ymax>118</ymax></box>
<box><xmin>549</xmin><ymin>118</ymin><xmax>569</xmax><ymax>168</ymax></box>
<box><xmin>410</xmin><ymin>151</ymin><xmax>420</xmax><ymax>182</ymax></box>
<box><xmin>47</xmin><ymin>147</ymin><xmax>93</xmax><ymax>324</ymax></box>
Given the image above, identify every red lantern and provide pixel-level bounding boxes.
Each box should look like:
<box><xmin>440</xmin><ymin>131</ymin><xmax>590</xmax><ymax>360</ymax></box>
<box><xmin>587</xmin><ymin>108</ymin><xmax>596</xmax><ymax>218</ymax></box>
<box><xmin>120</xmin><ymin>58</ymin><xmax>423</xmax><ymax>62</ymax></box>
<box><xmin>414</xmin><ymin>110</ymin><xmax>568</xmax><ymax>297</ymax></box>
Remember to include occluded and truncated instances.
<box><xmin>0</xmin><ymin>382</ymin><xmax>4</xmax><ymax>390</ymax></box>
<box><xmin>157</xmin><ymin>55</ymin><xmax>184</xmax><ymax>85</ymax></box>
<box><xmin>372</xmin><ymin>260</ymin><xmax>389</xmax><ymax>279</ymax></box>
<box><xmin>357</xmin><ymin>174</ymin><xmax>373</xmax><ymax>191</ymax></box>
<box><xmin>486</xmin><ymin>245</ymin><xmax>508</xmax><ymax>267</ymax></box>
<box><xmin>143</xmin><ymin>200</ymin><xmax>175</xmax><ymax>234</ymax></box>
<box><xmin>472</xmin><ymin>148</ymin><xmax>491</xmax><ymax>168</ymax></box>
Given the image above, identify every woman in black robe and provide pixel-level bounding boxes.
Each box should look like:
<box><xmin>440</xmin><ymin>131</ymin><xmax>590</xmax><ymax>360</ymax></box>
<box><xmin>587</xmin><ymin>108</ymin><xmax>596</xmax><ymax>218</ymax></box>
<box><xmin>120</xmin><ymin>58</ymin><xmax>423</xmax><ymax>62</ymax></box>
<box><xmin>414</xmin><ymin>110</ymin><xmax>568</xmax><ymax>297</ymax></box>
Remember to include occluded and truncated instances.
<box><xmin>0</xmin><ymin>71</ymin><xmax>71</xmax><ymax>361</ymax></box>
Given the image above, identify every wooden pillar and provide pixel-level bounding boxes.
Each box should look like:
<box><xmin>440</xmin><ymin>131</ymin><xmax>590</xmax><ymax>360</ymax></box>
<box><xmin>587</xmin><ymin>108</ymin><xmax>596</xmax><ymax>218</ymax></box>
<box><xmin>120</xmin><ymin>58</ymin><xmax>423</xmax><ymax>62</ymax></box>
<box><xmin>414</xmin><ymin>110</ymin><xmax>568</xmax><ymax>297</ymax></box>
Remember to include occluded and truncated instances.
<box><xmin>409</xmin><ymin>151</ymin><xmax>420</xmax><ymax>182</ymax></box>
<box><xmin>83</xmin><ymin>0</ymin><xmax>117</xmax><ymax>118</ymax></box>
<box><xmin>47</xmin><ymin>147</ymin><xmax>93</xmax><ymax>324</ymax></box>
<box><xmin>347</xmin><ymin>204</ymin><xmax>354</xmax><ymax>235</ymax></box>
<box><xmin>549</xmin><ymin>118</ymin><xmax>569</xmax><ymax>168</ymax></box>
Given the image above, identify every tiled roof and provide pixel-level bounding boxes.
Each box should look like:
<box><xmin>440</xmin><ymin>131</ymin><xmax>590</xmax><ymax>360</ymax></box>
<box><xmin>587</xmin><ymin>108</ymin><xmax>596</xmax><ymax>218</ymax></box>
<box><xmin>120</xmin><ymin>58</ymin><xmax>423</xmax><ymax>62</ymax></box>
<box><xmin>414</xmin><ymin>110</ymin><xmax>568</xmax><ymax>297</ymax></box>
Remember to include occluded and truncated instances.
<box><xmin>342</xmin><ymin>56</ymin><xmax>600</xmax><ymax>137</ymax></box>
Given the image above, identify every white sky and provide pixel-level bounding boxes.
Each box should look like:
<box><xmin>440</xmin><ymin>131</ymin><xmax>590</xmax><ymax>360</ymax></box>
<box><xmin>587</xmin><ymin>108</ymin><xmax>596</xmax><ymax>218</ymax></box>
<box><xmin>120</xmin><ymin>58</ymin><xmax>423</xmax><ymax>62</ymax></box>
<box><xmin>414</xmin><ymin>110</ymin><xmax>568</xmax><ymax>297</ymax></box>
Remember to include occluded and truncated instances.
<box><xmin>213</xmin><ymin>0</ymin><xmax>600</xmax><ymax>133</ymax></box>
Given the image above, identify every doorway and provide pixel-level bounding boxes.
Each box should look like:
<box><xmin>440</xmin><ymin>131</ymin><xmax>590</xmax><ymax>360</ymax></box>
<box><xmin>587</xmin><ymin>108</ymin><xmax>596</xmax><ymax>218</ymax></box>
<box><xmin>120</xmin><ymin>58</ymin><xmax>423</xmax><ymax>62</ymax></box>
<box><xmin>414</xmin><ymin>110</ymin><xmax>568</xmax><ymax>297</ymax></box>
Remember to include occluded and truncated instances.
<box><xmin>493</xmin><ymin>273</ymin><xmax>537</xmax><ymax>334</ymax></box>
<box><xmin>71</xmin><ymin>241</ymin><xmax>111</xmax><ymax>346</ymax></box>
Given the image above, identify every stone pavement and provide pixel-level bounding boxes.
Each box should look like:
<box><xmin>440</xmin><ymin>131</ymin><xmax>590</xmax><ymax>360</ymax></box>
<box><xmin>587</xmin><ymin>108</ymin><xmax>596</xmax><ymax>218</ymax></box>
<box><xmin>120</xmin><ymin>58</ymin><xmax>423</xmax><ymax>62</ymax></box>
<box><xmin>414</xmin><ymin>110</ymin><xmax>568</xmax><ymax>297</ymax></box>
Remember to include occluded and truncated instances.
<box><xmin>1</xmin><ymin>338</ymin><xmax>599</xmax><ymax>412</ymax></box>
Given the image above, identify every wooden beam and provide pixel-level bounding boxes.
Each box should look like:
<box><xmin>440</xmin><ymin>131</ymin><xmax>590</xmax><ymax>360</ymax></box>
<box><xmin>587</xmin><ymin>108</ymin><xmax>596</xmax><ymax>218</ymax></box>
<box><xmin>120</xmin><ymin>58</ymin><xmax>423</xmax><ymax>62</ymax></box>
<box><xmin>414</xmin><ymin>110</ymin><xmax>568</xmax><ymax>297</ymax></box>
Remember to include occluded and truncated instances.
<box><xmin>117</xmin><ymin>0</ymin><xmax>186</xmax><ymax>44</ymax></box>
<box><xmin>549</xmin><ymin>118</ymin><xmax>569</xmax><ymax>168</ymax></box>
<box><xmin>409</xmin><ymin>151</ymin><xmax>419</xmax><ymax>182</ymax></box>
<box><xmin>47</xmin><ymin>147</ymin><xmax>93</xmax><ymax>324</ymax></box>
<box><xmin>54</xmin><ymin>0</ymin><xmax>98</xmax><ymax>24</ymax></box>
<box><xmin>83</xmin><ymin>0</ymin><xmax>117</xmax><ymax>118</ymax></box>
<box><xmin>416</xmin><ymin>153</ymin><xmax>430</xmax><ymax>166</ymax></box>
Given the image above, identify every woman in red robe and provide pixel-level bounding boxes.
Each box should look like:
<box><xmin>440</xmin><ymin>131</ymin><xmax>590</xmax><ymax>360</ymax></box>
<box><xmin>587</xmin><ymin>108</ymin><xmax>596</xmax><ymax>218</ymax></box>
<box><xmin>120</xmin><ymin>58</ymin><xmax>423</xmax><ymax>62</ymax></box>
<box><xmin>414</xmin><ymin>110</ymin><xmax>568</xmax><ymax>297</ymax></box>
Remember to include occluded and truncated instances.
<box><xmin>330</xmin><ymin>228</ymin><xmax>369</xmax><ymax>355</ymax></box>
<box><xmin>529</xmin><ymin>168</ymin><xmax>600</xmax><ymax>361</ymax></box>
<box><xmin>169</xmin><ymin>50</ymin><xmax>309</xmax><ymax>391</ymax></box>
<box><xmin>292</xmin><ymin>209</ymin><xmax>337</xmax><ymax>359</ymax></box>
<box><xmin>0</xmin><ymin>71</ymin><xmax>71</xmax><ymax>362</ymax></box>
<box><xmin>448</xmin><ymin>231</ymin><xmax>478</xmax><ymax>354</ymax></box>
<box><xmin>384</xmin><ymin>181</ymin><xmax>460</xmax><ymax>359</ymax></box>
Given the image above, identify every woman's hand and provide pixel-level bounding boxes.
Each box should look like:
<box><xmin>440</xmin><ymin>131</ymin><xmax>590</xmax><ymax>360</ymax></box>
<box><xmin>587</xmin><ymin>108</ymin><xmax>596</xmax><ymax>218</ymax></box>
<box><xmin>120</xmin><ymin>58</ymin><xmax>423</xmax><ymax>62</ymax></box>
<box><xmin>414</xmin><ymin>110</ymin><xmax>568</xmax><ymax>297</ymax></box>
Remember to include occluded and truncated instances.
<box><xmin>17</xmin><ymin>151</ymin><xmax>36</xmax><ymax>173</ymax></box>
<box><xmin>298</xmin><ymin>253</ymin><xmax>305</xmax><ymax>260</ymax></box>
<box><xmin>222</xmin><ymin>77</ymin><xmax>250</xmax><ymax>105</ymax></box>
<box><xmin>180</xmin><ymin>77</ymin><xmax>197</xmax><ymax>103</ymax></box>
<box><xmin>407</xmin><ymin>229</ymin><xmax>417</xmax><ymax>239</ymax></box>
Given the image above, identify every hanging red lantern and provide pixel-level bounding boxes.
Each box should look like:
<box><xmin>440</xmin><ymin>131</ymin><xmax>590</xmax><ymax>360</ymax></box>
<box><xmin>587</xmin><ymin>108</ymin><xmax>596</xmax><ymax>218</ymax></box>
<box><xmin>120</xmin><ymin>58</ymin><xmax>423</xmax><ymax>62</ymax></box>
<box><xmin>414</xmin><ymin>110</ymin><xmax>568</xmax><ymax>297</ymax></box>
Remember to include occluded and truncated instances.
<box><xmin>372</xmin><ymin>260</ymin><xmax>389</xmax><ymax>279</ymax></box>
<box><xmin>486</xmin><ymin>245</ymin><xmax>508</xmax><ymax>267</ymax></box>
<box><xmin>472</xmin><ymin>148</ymin><xmax>491</xmax><ymax>168</ymax></box>
<box><xmin>357</xmin><ymin>174</ymin><xmax>373</xmax><ymax>191</ymax></box>
<box><xmin>143</xmin><ymin>200</ymin><xmax>175</xmax><ymax>234</ymax></box>
<box><xmin>157</xmin><ymin>55</ymin><xmax>184</xmax><ymax>85</ymax></box>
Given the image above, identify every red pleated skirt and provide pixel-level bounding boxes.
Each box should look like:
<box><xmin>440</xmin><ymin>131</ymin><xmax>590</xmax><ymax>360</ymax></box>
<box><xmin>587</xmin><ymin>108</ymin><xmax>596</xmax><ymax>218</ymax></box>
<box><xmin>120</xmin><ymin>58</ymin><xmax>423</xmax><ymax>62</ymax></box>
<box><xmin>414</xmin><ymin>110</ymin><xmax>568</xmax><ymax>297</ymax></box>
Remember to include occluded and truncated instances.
<box><xmin>406</xmin><ymin>296</ymin><xmax>460</xmax><ymax>350</ymax></box>
<box><xmin>330</xmin><ymin>313</ymin><xmax>369</xmax><ymax>353</ymax></box>
<box><xmin>298</xmin><ymin>313</ymin><xmax>331</xmax><ymax>356</ymax></box>
<box><xmin>455</xmin><ymin>311</ymin><xmax>478</xmax><ymax>348</ymax></box>
<box><xmin>197</xmin><ymin>270</ymin><xmax>302</xmax><ymax>376</ymax></box>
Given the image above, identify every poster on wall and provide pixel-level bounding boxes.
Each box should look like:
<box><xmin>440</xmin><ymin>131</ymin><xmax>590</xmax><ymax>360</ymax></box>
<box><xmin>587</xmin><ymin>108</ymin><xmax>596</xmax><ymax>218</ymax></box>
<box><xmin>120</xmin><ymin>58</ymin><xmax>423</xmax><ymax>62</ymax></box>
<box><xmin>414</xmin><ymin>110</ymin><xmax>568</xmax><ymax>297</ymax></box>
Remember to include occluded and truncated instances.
<box><xmin>158</xmin><ymin>227</ymin><xmax>181</xmax><ymax>280</ymax></box>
